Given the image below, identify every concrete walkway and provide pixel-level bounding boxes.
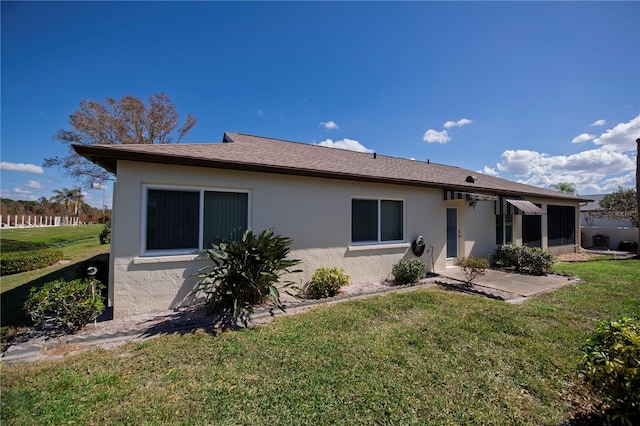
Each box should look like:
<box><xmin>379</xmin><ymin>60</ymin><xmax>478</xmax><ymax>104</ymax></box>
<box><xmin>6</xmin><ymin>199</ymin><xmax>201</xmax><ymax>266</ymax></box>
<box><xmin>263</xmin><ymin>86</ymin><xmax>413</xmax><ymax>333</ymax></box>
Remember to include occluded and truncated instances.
<box><xmin>2</xmin><ymin>269</ymin><xmax>578</xmax><ymax>364</ymax></box>
<box><xmin>438</xmin><ymin>267</ymin><xmax>576</xmax><ymax>297</ymax></box>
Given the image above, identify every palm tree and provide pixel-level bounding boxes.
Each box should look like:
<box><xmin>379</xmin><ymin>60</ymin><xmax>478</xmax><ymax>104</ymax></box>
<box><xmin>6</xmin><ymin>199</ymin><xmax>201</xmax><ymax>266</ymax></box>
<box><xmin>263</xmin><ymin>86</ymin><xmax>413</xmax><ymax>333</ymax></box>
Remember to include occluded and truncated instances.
<box><xmin>50</xmin><ymin>188</ymin><xmax>83</xmax><ymax>225</ymax></box>
<box><xmin>550</xmin><ymin>182</ymin><xmax>577</xmax><ymax>194</ymax></box>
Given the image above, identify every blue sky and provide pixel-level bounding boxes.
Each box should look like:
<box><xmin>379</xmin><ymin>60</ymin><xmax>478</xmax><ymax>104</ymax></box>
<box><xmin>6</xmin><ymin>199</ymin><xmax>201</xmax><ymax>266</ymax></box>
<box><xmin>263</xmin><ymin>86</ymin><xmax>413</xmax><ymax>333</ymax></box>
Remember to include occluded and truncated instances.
<box><xmin>2</xmin><ymin>1</ymin><xmax>639</xmax><ymax>209</ymax></box>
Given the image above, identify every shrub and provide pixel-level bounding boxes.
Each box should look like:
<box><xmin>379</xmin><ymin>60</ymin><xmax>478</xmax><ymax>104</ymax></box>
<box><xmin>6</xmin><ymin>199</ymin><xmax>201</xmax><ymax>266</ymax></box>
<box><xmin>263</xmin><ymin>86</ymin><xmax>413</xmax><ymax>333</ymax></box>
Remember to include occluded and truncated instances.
<box><xmin>618</xmin><ymin>240</ymin><xmax>638</xmax><ymax>253</ymax></box>
<box><xmin>197</xmin><ymin>229</ymin><xmax>301</xmax><ymax>325</ymax></box>
<box><xmin>456</xmin><ymin>256</ymin><xmax>490</xmax><ymax>284</ymax></box>
<box><xmin>392</xmin><ymin>258</ymin><xmax>426</xmax><ymax>285</ymax></box>
<box><xmin>306</xmin><ymin>267</ymin><xmax>350</xmax><ymax>299</ymax></box>
<box><xmin>494</xmin><ymin>244</ymin><xmax>554</xmax><ymax>275</ymax></box>
<box><xmin>99</xmin><ymin>220</ymin><xmax>111</xmax><ymax>244</ymax></box>
<box><xmin>24</xmin><ymin>278</ymin><xmax>105</xmax><ymax>332</ymax></box>
<box><xmin>579</xmin><ymin>315</ymin><xmax>640</xmax><ymax>421</ymax></box>
<box><xmin>0</xmin><ymin>248</ymin><xmax>64</xmax><ymax>275</ymax></box>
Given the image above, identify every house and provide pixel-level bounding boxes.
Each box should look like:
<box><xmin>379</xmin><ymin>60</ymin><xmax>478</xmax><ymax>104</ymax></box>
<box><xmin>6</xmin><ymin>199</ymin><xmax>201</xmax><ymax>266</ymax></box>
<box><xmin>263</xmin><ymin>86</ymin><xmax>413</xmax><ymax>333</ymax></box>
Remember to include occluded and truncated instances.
<box><xmin>580</xmin><ymin>194</ymin><xmax>633</xmax><ymax>228</ymax></box>
<box><xmin>73</xmin><ymin>133</ymin><xmax>590</xmax><ymax>317</ymax></box>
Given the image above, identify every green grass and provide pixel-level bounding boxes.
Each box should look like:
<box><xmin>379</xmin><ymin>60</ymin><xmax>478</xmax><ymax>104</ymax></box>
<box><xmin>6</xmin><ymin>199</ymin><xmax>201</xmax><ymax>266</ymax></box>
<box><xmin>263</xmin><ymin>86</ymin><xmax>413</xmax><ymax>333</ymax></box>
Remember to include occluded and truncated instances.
<box><xmin>1</xmin><ymin>258</ymin><xmax>638</xmax><ymax>425</ymax></box>
<box><xmin>1</xmin><ymin>225</ymin><xmax>109</xmax><ymax>331</ymax></box>
<box><xmin>1</xmin><ymin>224</ymin><xmax>108</xmax><ymax>293</ymax></box>
<box><xmin>1</xmin><ymin>224</ymin><xmax>105</xmax><ymax>252</ymax></box>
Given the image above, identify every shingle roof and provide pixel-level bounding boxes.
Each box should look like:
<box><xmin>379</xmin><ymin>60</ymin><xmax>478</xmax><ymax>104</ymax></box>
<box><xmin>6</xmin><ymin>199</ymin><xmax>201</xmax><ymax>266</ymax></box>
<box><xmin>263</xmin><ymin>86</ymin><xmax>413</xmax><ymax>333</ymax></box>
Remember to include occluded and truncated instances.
<box><xmin>72</xmin><ymin>132</ymin><xmax>590</xmax><ymax>201</ymax></box>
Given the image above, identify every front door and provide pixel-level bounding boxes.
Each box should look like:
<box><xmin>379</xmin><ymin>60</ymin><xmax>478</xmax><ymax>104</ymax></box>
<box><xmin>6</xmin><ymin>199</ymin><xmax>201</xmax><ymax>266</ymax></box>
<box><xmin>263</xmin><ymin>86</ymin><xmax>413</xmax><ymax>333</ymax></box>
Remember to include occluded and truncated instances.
<box><xmin>446</xmin><ymin>207</ymin><xmax>459</xmax><ymax>262</ymax></box>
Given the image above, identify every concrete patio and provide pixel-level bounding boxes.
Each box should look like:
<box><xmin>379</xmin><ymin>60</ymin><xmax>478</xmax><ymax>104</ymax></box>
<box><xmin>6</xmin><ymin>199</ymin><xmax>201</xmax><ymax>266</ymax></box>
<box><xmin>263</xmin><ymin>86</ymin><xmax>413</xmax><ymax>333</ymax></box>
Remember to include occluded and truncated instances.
<box><xmin>438</xmin><ymin>267</ymin><xmax>576</xmax><ymax>298</ymax></box>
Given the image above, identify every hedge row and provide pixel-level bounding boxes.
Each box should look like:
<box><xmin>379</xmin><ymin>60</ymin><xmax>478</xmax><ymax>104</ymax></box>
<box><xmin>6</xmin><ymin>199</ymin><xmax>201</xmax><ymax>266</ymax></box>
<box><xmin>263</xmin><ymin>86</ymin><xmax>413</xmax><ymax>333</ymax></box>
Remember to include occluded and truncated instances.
<box><xmin>1</xmin><ymin>249</ymin><xmax>64</xmax><ymax>276</ymax></box>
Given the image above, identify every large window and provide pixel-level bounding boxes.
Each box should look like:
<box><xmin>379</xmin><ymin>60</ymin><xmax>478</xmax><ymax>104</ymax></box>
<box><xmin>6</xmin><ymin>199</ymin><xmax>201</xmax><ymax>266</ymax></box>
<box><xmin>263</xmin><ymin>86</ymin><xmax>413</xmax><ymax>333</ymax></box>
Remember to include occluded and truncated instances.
<box><xmin>548</xmin><ymin>205</ymin><xmax>575</xmax><ymax>247</ymax></box>
<box><xmin>352</xmin><ymin>198</ymin><xmax>404</xmax><ymax>244</ymax></box>
<box><xmin>145</xmin><ymin>187</ymin><xmax>249</xmax><ymax>254</ymax></box>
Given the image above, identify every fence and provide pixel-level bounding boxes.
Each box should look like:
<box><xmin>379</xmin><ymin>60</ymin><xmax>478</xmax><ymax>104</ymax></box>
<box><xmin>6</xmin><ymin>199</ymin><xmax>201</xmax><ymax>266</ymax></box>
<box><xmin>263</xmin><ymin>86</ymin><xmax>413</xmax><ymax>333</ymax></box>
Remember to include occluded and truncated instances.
<box><xmin>1</xmin><ymin>215</ymin><xmax>81</xmax><ymax>228</ymax></box>
<box><xmin>581</xmin><ymin>226</ymin><xmax>639</xmax><ymax>251</ymax></box>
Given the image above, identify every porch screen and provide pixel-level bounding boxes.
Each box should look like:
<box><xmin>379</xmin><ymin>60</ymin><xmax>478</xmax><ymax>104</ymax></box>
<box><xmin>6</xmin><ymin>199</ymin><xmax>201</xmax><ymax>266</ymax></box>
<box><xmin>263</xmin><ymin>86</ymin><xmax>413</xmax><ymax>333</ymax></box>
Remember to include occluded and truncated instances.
<box><xmin>548</xmin><ymin>205</ymin><xmax>575</xmax><ymax>246</ymax></box>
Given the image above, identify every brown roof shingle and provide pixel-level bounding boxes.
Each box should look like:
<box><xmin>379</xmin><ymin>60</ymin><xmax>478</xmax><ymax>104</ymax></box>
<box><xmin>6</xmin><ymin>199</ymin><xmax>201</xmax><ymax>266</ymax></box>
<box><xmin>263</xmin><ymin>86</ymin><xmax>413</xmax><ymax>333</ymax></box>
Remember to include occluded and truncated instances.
<box><xmin>72</xmin><ymin>132</ymin><xmax>588</xmax><ymax>201</ymax></box>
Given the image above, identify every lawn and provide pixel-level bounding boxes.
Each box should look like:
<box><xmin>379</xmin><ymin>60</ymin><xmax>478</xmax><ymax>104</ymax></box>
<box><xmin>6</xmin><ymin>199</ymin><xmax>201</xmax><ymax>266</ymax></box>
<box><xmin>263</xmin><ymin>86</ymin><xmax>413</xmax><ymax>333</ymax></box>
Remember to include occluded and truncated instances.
<box><xmin>1</xmin><ymin>224</ymin><xmax>109</xmax><ymax>332</ymax></box>
<box><xmin>1</xmin><ymin>257</ymin><xmax>638</xmax><ymax>425</ymax></box>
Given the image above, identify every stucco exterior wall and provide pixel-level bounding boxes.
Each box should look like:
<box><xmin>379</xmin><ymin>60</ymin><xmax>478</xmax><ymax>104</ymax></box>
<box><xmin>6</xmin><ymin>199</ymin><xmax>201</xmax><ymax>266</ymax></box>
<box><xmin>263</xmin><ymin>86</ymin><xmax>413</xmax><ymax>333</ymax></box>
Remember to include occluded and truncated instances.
<box><xmin>111</xmin><ymin>161</ymin><xmax>447</xmax><ymax>317</ymax></box>
<box><xmin>458</xmin><ymin>199</ymin><xmax>497</xmax><ymax>260</ymax></box>
<box><xmin>109</xmin><ymin>160</ymin><xmax>582</xmax><ymax>317</ymax></box>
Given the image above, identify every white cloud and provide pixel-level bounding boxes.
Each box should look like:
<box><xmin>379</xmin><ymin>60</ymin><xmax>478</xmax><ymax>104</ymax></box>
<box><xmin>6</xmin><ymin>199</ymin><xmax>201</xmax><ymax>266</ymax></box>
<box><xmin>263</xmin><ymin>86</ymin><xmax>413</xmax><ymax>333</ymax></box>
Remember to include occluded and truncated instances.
<box><xmin>12</xmin><ymin>187</ymin><xmax>34</xmax><ymax>196</ymax></box>
<box><xmin>319</xmin><ymin>120</ymin><xmax>339</xmax><ymax>130</ymax></box>
<box><xmin>316</xmin><ymin>138</ymin><xmax>373</xmax><ymax>153</ymax></box>
<box><xmin>480</xmin><ymin>166</ymin><xmax>499</xmax><ymax>176</ymax></box>
<box><xmin>26</xmin><ymin>180</ymin><xmax>42</xmax><ymax>189</ymax></box>
<box><xmin>443</xmin><ymin>118</ymin><xmax>472</xmax><ymax>129</ymax></box>
<box><xmin>495</xmin><ymin>146</ymin><xmax>635</xmax><ymax>193</ymax></box>
<box><xmin>256</xmin><ymin>109</ymin><xmax>264</xmax><ymax>116</ymax></box>
<box><xmin>422</xmin><ymin>129</ymin><xmax>451</xmax><ymax>144</ymax></box>
<box><xmin>593</xmin><ymin>115</ymin><xmax>640</xmax><ymax>152</ymax></box>
<box><xmin>571</xmin><ymin>133</ymin><xmax>595</xmax><ymax>143</ymax></box>
<box><xmin>591</xmin><ymin>119</ymin><xmax>606</xmax><ymax>126</ymax></box>
<box><xmin>0</xmin><ymin>162</ymin><xmax>44</xmax><ymax>174</ymax></box>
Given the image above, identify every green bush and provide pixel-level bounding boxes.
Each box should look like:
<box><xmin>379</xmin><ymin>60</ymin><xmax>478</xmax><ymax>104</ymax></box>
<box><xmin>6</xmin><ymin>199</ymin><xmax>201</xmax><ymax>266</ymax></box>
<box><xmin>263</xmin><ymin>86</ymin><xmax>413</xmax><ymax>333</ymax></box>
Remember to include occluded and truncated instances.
<box><xmin>392</xmin><ymin>258</ymin><xmax>426</xmax><ymax>285</ymax></box>
<box><xmin>579</xmin><ymin>315</ymin><xmax>640</xmax><ymax>422</ymax></box>
<box><xmin>618</xmin><ymin>240</ymin><xmax>638</xmax><ymax>253</ymax></box>
<box><xmin>24</xmin><ymin>278</ymin><xmax>105</xmax><ymax>332</ymax></box>
<box><xmin>1</xmin><ymin>248</ymin><xmax>64</xmax><ymax>275</ymax></box>
<box><xmin>494</xmin><ymin>244</ymin><xmax>555</xmax><ymax>275</ymax></box>
<box><xmin>99</xmin><ymin>220</ymin><xmax>111</xmax><ymax>245</ymax></box>
<box><xmin>306</xmin><ymin>267</ymin><xmax>350</xmax><ymax>299</ymax></box>
<box><xmin>456</xmin><ymin>256</ymin><xmax>490</xmax><ymax>284</ymax></box>
<box><xmin>197</xmin><ymin>229</ymin><xmax>301</xmax><ymax>325</ymax></box>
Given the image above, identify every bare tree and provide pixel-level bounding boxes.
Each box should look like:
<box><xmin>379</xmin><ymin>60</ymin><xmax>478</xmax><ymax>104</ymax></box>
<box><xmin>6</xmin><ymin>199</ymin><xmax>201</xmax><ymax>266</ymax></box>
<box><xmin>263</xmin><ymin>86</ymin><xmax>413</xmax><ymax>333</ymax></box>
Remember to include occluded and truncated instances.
<box><xmin>44</xmin><ymin>93</ymin><xmax>196</xmax><ymax>187</ymax></box>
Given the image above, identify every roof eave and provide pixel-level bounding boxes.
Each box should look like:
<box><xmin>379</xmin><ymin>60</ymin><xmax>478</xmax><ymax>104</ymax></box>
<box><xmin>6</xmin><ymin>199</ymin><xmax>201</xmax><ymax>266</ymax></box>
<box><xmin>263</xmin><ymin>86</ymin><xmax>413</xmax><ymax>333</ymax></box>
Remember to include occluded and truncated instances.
<box><xmin>72</xmin><ymin>144</ymin><xmax>591</xmax><ymax>202</ymax></box>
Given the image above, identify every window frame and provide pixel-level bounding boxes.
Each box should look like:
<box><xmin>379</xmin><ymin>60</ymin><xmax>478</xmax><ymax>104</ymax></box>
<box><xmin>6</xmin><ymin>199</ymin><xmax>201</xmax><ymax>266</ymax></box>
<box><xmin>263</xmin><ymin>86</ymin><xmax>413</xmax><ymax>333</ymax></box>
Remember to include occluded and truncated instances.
<box><xmin>351</xmin><ymin>197</ymin><xmax>405</xmax><ymax>245</ymax></box>
<box><xmin>141</xmin><ymin>185</ymin><xmax>251</xmax><ymax>256</ymax></box>
<box><xmin>495</xmin><ymin>214</ymin><xmax>513</xmax><ymax>245</ymax></box>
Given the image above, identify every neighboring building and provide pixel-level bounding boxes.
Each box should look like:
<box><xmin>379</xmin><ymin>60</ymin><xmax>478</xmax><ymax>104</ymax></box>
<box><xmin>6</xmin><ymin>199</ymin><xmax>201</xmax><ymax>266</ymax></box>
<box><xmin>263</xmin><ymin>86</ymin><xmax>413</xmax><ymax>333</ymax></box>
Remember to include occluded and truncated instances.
<box><xmin>580</xmin><ymin>194</ymin><xmax>633</xmax><ymax>228</ymax></box>
<box><xmin>74</xmin><ymin>133</ymin><xmax>589</xmax><ymax>317</ymax></box>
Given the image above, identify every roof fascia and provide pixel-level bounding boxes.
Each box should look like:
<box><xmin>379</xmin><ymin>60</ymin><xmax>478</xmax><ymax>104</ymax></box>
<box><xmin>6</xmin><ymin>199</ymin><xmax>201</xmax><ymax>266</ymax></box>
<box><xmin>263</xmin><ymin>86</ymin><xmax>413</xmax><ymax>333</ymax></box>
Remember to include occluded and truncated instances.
<box><xmin>72</xmin><ymin>144</ymin><xmax>590</xmax><ymax>203</ymax></box>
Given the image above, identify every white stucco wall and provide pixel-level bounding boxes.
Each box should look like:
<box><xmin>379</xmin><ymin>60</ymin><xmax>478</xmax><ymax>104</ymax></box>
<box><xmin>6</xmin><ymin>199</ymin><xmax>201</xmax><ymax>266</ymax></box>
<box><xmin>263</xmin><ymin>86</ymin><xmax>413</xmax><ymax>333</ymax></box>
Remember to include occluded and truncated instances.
<box><xmin>109</xmin><ymin>161</ymin><xmax>582</xmax><ymax>317</ymax></box>
<box><xmin>110</xmin><ymin>161</ymin><xmax>448</xmax><ymax>317</ymax></box>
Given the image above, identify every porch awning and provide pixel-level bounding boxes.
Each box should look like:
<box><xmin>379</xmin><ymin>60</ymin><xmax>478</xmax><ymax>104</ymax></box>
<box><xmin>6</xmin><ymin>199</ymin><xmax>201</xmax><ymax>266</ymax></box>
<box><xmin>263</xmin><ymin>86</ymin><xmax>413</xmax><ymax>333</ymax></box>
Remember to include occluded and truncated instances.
<box><xmin>496</xmin><ymin>196</ymin><xmax>544</xmax><ymax>216</ymax></box>
<box><xmin>443</xmin><ymin>190</ymin><xmax>498</xmax><ymax>201</ymax></box>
